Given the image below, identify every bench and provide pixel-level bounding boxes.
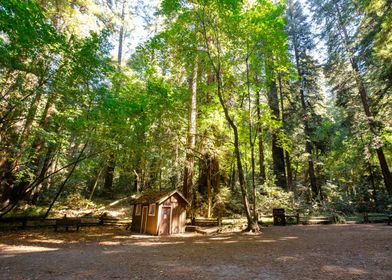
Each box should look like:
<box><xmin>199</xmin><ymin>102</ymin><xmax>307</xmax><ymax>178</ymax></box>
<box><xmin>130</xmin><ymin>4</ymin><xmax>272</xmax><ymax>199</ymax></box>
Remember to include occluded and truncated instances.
<box><xmin>304</xmin><ymin>216</ymin><xmax>333</xmax><ymax>224</ymax></box>
<box><xmin>55</xmin><ymin>217</ymin><xmax>81</xmax><ymax>231</ymax></box>
<box><xmin>387</xmin><ymin>212</ymin><xmax>392</xmax><ymax>225</ymax></box>
<box><xmin>192</xmin><ymin>218</ymin><xmax>219</xmax><ymax>227</ymax></box>
<box><xmin>363</xmin><ymin>212</ymin><xmax>392</xmax><ymax>224</ymax></box>
<box><xmin>285</xmin><ymin>213</ymin><xmax>300</xmax><ymax>224</ymax></box>
<box><xmin>0</xmin><ymin>216</ymin><xmax>48</xmax><ymax>230</ymax></box>
<box><xmin>259</xmin><ymin>213</ymin><xmax>300</xmax><ymax>225</ymax></box>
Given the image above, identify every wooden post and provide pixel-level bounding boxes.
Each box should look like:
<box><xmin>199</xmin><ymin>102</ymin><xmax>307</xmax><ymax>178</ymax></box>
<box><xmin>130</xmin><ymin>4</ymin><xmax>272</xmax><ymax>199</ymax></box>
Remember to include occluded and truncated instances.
<box><xmin>363</xmin><ymin>212</ymin><xmax>369</xmax><ymax>223</ymax></box>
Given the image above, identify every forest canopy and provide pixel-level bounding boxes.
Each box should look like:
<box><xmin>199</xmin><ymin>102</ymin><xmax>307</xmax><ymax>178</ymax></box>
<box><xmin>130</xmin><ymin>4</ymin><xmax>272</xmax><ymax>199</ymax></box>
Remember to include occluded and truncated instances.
<box><xmin>0</xmin><ymin>0</ymin><xmax>391</xmax><ymax>229</ymax></box>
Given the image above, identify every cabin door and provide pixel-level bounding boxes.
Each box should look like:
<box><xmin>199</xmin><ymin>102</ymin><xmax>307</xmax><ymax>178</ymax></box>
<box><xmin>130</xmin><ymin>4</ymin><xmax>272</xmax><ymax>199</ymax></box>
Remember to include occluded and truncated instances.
<box><xmin>159</xmin><ymin>207</ymin><xmax>171</xmax><ymax>235</ymax></box>
<box><xmin>141</xmin><ymin>206</ymin><xmax>148</xmax><ymax>233</ymax></box>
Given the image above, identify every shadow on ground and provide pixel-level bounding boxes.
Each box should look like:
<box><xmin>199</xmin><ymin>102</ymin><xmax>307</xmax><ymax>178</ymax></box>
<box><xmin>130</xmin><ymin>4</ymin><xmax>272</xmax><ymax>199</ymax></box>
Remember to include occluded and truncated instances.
<box><xmin>1</xmin><ymin>224</ymin><xmax>391</xmax><ymax>279</ymax></box>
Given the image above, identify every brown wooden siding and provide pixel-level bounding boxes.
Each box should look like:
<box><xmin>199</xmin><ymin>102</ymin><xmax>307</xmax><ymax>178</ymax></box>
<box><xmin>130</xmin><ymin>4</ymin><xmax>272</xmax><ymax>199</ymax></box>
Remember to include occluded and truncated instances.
<box><xmin>131</xmin><ymin>203</ymin><xmax>159</xmax><ymax>234</ymax></box>
<box><xmin>146</xmin><ymin>203</ymin><xmax>158</xmax><ymax>235</ymax></box>
<box><xmin>131</xmin><ymin>192</ymin><xmax>188</xmax><ymax>235</ymax></box>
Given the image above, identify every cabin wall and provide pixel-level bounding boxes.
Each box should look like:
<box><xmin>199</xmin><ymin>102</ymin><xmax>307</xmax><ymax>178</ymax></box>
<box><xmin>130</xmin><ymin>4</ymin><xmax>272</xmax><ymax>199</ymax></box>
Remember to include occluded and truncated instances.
<box><xmin>158</xmin><ymin>194</ymin><xmax>187</xmax><ymax>235</ymax></box>
<box><xmin>171</xmin><ymin>205</ymin><xmax>186</xmax><ymax>233</ymax></box>
<box><xmin>131</xmin><ymin>203</ymin><xmax>143</xmax><ymax>232</ymax></box>
<box><xmin>131</xmin><ymin>203</ymin><xmax>159</xmax><ymax>234</ymax></box>
<box><xmin>131</xmin><ymin>192</ymin><xmax>188</xmax><ymax>235</ymax></box>
<box><xmin>157</xmin><ymin>204</ymin><xmax>163</xmax><ymax>234</ymax></box>
<box><xmin>146</xmin><ymin>203</ymin><xmax>158</xmax><ymax>235</ymax></box>
<box><xmin>171</xmin><ymin>193</ymin><xmax>187</xmax><ymax>233</ymax></box>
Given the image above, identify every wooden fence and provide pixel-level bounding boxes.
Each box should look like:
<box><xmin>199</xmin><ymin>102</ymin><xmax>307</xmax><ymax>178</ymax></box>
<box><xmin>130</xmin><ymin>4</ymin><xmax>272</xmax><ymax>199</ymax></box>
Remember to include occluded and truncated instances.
<box><xmin>0</xmin><ymin>215</ymin><xmax>131</xmax><ymax>230</ymax></box>
<box><xmin>191</xmin><ymin>212</ymin><xmax>392</xmax><ymax>227</ymax></box>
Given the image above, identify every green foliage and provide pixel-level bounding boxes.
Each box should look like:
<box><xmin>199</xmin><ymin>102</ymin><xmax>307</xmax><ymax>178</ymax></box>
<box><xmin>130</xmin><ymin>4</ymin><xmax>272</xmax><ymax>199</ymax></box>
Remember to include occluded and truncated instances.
<box><xmin>0</xmin><ymin>0</ymin><xmax>64</xmax><ymax>69</ymax></box>
<box><xmin>258</xmin><ymin>185</ymin><xmax>295</xmax><ymax>213</ymax></box>
<box><xmin>59</xmin><ymin>192</ymin><xmax>95</xmax><ymax>209</ymax></box>
<box><xmin>1</xmin><ymin>0</ymin><xmax>391</xmax><ymax>221</ymax></box>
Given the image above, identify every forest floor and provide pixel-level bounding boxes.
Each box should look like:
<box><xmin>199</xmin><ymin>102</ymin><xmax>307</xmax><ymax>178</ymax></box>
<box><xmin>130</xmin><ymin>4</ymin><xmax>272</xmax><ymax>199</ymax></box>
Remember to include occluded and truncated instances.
<box><xmin>0</xmin><ymin>224</ymin><xmax>391</xmax><ymax>280</ymax></box>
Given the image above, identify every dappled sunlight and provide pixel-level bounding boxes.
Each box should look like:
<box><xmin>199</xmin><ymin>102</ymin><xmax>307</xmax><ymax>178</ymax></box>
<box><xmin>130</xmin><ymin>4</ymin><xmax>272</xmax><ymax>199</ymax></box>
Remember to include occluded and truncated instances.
<box><xmin>0</xmin><ymin>244</ymin><xmax>59</xmax><ymax>254</ymax></box>
<box><xmin>161</xmin><ymin>233</ymin><xmax>199</xmax><ymax>238</ymax></box>
<box><xmin>102</xmin><ymin>249</ymin><xmax>127</xmax><ymax>255</ymax></box>
<box><xmin>208</xmin><ymin>236</ymin><xmax>232</xmax><ymax>241</ymax></box>
<box><xmin>99</xmin><ymin>241</ymin><xmax>121</xmax><ymax>246</ymax></box>
<box><xmin>278</xmin><ymin>236</ymin><xmax>298</xmax><ymax>241</ymax></box>
<box><xmin>82</xmin><ymin>233</ymin><xmax>116</xmax><ymax>238</ymax></box>
<box><xmin>125</xmin><ymin>234</ymin><xmax>161</xmax><ymax>239</ymax></box>
<box><xmin>255</xmin><ymin>239</ymin><xmax>276</xmax><ymax>243</ymax></box>
<box><xmin>0</xmin><ymin>224</ymin><xmax>390</xmax><ymax>280</ymax></box>
<box><xmin>113</xmin><ymin>235</ymin><xmax>137</xmax><ymax>240</ymax></box>
<box><xmin>221</xmin><ymin>240</ymin><xmax>239</xmax><ymax>244</ymax></box>
<box><xmin>193</xmin><ymin>240</ymin><xmax>209</xmax><ymax>244</ymax></box>
<box><xmin>322</xmin><ymin>265</ymin><xmax>368</xmax><ymax>275</ymax></box>
<box><xmin>28</xmin><ymin>238</ymin><xmax>65</xmax><ymax>244</ymax></box>
<box><xmin>0</xmin><ymin>228</ymin><xmax>301</xmax><ymax>251</ymax></box>
<box><xmin>0</xmin><ymin>254</ymin><xmax>16</xmax><ymax>258</ymax></box>
<box><xmin>133</xmin><ymin>241</ymin><xmax>185</xmax><ymax>247</ymax></box>
<box><xmin>276</xmin><ymin>256</ymin><xmax>299</xmax><ymax>262</ymax></box>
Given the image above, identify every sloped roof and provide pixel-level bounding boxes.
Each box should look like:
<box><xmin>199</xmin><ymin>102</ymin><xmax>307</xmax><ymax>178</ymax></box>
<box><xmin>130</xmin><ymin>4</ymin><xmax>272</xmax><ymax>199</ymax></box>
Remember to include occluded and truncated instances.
<box><xmin>130</xmin><ymin>190</ymin><xmax>190</xmax><ymax>205</ymax></box>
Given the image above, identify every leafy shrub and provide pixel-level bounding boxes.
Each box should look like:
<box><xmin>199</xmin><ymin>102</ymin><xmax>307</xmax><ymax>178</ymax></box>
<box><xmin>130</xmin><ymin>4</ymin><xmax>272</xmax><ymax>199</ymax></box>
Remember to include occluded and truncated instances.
<box><xmin>257</xmin><ymin>185</ymin><xmax>295</xmax><ymax>213</ymax></box>
<box><xmin>59</xmin><ymin>192</ymin><xmax>95</xmax><ymax>209</ymax></box>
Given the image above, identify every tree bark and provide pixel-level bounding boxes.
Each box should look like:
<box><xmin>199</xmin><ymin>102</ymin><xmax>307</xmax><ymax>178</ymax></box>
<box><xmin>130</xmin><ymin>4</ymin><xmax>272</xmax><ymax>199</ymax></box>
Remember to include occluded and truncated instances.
<box><xmin>101</xmin><ymin>0</ymin><xmax>127</xmax><ymax>196</ymax></box>
<box><xmin>18</xmin><ymin>91</ymin><xmax>43</xmax><ymax>154</ymax></box>
<box><xmin>207</xmin><ymin>155</ymin><xmax>212</xmax><ymax>218</ymax></box>
<box><xmin>256</xmin><ymin>89</ymin><xmax>266</xmax><ymax>184</ymax></box>
<box><xmin>117</xmin><ymin>0</ymin><xmax>126</xmax><ymax>68</ymax></box>
<box><xmin>278</xmin><ymin>75</ymin><xmax>293</xmax><ymax>190</ymax></box>
<box><xmin>267</xmin><ymin>79</ymin><xmax>287</xmax><ymax>189</ymax></box>
<box><xmin>103</xmin><ymin>154</ymin><xmax>115</xmax><ymax>197</ymax></box>
<box><xmin>214</xmin><ymin>67</ymin><xmax>256</xmax><ymax>229</ymax></box>
<box><xmin>246</xmin><ymin>57</ymin><xmax>257</xmax><ymax>221</ymax></box>
<box><xmin>0</xmin><ymin>89</ymin><xmax>58</xmax><ymax>207</ymax></box>
<box><xmin>334</xmin><ymin>3</ymin><xmax>392</xmax><ymax>195</ymax></box>
<box><xmin>200</xmin><ymin>11</ymin><xmax>258</xmax><ymax>231</ymax></box>
<box><xmin>183</xmin><ymin>60</ymin><xmax>198</xmax><ymax>203</ymax></box>
<box><xmin>290</xmin><ymin>24</ymin><xmax>320</xmax><ymax>198</ymax></box>
<box><xmin>43</xmin><ymin>142</ymin><xmax>88</xmax><ymax>218</ymax></box>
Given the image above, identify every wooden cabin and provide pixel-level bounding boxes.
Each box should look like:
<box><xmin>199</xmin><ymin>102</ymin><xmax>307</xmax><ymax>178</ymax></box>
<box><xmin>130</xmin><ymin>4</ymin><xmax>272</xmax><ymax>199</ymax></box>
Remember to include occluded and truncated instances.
<box><xmin>130</xmin><ymin>190</ymin><xmax>189</xmax><ymax>235</ymax></box>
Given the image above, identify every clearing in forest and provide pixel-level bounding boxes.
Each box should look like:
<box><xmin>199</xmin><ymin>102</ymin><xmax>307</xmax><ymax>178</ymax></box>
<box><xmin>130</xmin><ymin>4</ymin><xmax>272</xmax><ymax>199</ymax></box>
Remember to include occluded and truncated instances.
<box><xmin>0</xmin><ymin>224</ymin><xmax>391</xmax><ymax>280</ymax></box>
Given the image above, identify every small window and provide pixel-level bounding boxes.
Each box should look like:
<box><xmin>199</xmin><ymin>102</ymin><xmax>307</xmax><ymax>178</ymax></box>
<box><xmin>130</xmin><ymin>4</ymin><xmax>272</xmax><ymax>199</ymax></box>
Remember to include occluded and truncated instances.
<box><xmin>148</xmin><ymin>204</ymin><xmax>156</xmax><ymax>216</ymax></box>
<box><xmin>135</xmin><ymin>204</ymin><xmax>141</xmax><ymax>216</ymax></box>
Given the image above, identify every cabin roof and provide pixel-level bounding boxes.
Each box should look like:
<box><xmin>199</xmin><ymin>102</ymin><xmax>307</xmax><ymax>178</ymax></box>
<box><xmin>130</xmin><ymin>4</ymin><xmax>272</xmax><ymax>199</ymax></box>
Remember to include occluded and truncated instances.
<box><xmin>130</xmin><ymin>190</ymin><xmax>190</xmax><ymax>205</ymax></box>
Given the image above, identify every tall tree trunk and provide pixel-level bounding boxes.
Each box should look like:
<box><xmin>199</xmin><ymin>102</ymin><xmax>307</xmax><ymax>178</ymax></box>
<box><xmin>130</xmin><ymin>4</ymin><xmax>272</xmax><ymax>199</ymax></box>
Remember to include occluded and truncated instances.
<box><xmin>103</xmin><ymin>154</ymin><xmax>115</xmax><ymax>197</ymax></box>
<box><xmin>0</xmin><ymin>80</ymin><xmax>47</xmax><ymax>205</ymax></box>
<box><xmin>43</xmin><ymin>142</ymin><xmax>88</xmax><ymax>218</ymax></box>
<box><xmin>229</xmin><ymin>162</ymin><xmax>236</xmax><ymax>190</ymax></box>
<box><xmin>117</xmin><ymin>0</ymin><xmax>126</xmax><ymax>68</ymax></box>
<box><xmin>102</xmin><ymin>0</ymin><xmax>127</xmax><ymax>196</ymax></box>
<box><xmin>291</xmin><ymin>32</ymin><xmax>319</xmax><ymax>199</ymax></box>
<box><xmin>207</xmin><ymin>156</ymin><xmax>212</xmax><ymax>218</ymax></box>
<box><xmin>334</xmin><ymin>3</ymin><xmax>392</xmax><ymax>195</ymax></box>
<box><xmin>215</xmin><ymin>69</ymin><xmax>256</xmax><ymax>229</ymax></box>
<box><xmin>183</xmin><ymin>60</ymin><xmax>198</xmax><ymax>203</ymax></box>
<box><xmin>267</xmin><ymin>80</ymin><xmax>287</xmax><ymax>189</ymax></box>
<box><xmin>18</xmin><ymin>91</ymin><xmax>43</xmax><ymax>154</ymax></box>
<box><xmin>256</xmin><ymin>89</ymin><xmax>266</xmax><ymax>184</ymax></box>
<box><xmin>0</xmin><ymin>90</ymin><xmax>58</xmax><ymax>207</ymax></box>
<box><xmin>246</xmin><ymin>57</ymin><xmax>257</xmax><ymax>221</ymax></box>
<box><xmin>29</xmin><ymin>143</ymin><xmax>58</xmax><ymax>204</ymax></box>
<box><xmin>278</xmin><ymin>75</ymin><xmax>293</xmax><ymax>190</ymax></box>
<box><xmin>285</xmin><ymin>152</ymin><xmax>293</xmax><ymax>190</ymax></box>
<box><xmin>368</xmin><ymin>163</ymin><xmax>377</xmax><ymax>205</ymax></box>
<box><xmin>201</xmin><ymin>15</ymin><xmax>257</xmax><ymax>231</ymax></box>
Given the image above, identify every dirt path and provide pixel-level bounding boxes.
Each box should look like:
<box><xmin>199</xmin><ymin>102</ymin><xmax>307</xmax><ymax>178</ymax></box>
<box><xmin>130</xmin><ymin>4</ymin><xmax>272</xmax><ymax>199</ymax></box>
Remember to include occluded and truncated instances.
<box><xmin>0</xmin><ymin>224</ymin><xmax>391</xmax><ymax>279</ymax></box>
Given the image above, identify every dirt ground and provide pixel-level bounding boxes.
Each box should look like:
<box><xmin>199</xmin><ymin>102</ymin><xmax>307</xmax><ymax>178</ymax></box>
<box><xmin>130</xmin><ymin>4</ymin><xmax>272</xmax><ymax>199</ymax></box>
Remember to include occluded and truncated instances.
<box><xmin>0</xmin><ymin>224</ymin><xmax>391</xmax><ymax>280</ymax></box>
